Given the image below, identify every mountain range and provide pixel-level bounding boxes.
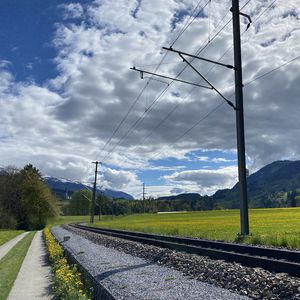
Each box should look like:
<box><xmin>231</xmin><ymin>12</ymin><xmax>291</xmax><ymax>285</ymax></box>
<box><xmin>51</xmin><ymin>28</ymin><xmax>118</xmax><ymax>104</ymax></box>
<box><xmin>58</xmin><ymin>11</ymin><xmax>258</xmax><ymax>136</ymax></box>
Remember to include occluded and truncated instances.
<box><xmin>158</xmin><ymin>160</ymin><xmax>300</xmax><ymax>209</ymax></box>
<box><xmin>44</xmin><ymin>160</ymin><xmax>300</xmax><ymax>209</ymax></box>
<box><xmin>44</xmin><ymin>176</ymin><xmax>134</xmax><ymax>200</ymax></box>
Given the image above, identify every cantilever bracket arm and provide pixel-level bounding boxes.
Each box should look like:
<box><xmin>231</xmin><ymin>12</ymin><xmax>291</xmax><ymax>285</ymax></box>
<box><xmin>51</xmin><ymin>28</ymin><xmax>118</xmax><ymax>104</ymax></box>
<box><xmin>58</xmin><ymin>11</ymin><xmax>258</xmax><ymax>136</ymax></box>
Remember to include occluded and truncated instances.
<box><xmin>178</xmin><ymin>53</ymin><xmax>236</xmax><ymax>110</ymax></box>
<box><xmin>239</xmin><ymin>12</ymin><xmax>252</xmax><ymax>30</ymax></box>
<box><xmin>163</xmin><ymin>46</ymin><xmax>234</xmax><ymax>69</ymax></box>
<box><xmin>230</xmin><ymin>8</ymin><xmax>252</xmax><ymax>31</ymax></box>
<box><xmin>130</xmin><ymin>66</ymin><xmax>213</xmax><ymax>90</ymax></box>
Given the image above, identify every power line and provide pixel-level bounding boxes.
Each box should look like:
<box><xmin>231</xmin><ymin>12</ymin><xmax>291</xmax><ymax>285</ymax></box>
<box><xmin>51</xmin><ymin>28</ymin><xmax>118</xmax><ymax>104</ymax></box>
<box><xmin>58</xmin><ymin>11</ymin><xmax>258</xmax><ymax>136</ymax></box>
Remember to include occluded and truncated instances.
<box><xmin>150</xmin><ymin>53</ymin><xmax>300</xmax><ymax>160</ymax></box>
<box><xmin>244</xmin><ymin>55</ymin><xmax>300</xmax><ymax>86</ymax></box>
<box><xmin>102</xmin><ymin>6</ymin><xmax>237</xmax><ymax>162</ymax></box>
<box><xmin>136</xmin><ymin>8</ymin><xmax>239</xmax><ymax>146</ymax></box>
<box><xmin>178</xmin><ymin>0</ymin><xmax>273</xmax><ymax>101</ymax></box>
<box><xmin>143</xmin><ymin>104</ymin><xmax>179</xmax><ymax>143</ymax></box>
<box><xmin>171</xmin><ymin>0</ymin><xmax>210</xmax><ymax>46</ymax></box>
<box><xmin>102</xmin><ymin>0</ymin><xmax>254</xmax><ymax>163</ymax></box>
<box><xmin>252</xmin><ymin>0</ymin><xmax>278</xmax><ymax>24</ymax></box>
<box><xmin>100</xmin><ymin>0</ymin><xmax>213</xmax><ymax>160</ymax></box>
<box><xmin>103</xmin><ymin>84</ymin><xmax>170</xmax><ymax>161</ymax></box>
<box><xmin>100</xmin><ymin>82</ymin><xmax>149</xmax><ymax>155</ymax></box>
<box><xmin>134</xmin><ymin>0</ymin><xmax>232</xmax><ymax>69</ymax></box>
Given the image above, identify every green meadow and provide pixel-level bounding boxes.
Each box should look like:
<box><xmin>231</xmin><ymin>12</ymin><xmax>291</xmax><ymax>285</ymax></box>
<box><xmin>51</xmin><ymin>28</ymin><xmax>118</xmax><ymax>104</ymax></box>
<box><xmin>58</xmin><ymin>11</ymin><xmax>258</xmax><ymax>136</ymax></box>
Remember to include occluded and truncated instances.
<box><xmin>0</xmin><ymin>232</ymin><xmax>35</xmax><ymax>300</ymax></box>
<box><xmin>46</xmin><ymin>207</ymin><xmax>300</xmax><ymax>249</ymax></box>
<box><xmin>92</xmin><ymin>207</ymin><xmax>300</xmax><ymax>248</ymax></box>
<box><xmin>0</xmin><ymin>230</ymin><xmax>24</xmax><ymax>246</ymax></box>
<box><xmin>47</xmin><ymin>215</ymin><xmax>90</xmax><ymax>227</ymax></box>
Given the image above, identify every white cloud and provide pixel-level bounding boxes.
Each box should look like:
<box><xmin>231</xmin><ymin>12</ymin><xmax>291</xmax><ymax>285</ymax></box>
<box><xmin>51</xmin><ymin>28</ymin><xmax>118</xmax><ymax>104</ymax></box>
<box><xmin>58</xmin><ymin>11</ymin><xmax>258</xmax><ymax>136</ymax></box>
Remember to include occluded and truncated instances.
<box><xmin>0</xmin><ymin>0</ymin><xmax>299</xmax><ymax>196</ymax></box>
<box><xmin>170</xmin><ymin>187</ymin><xmax>186</xmax><ymax>194</ymax></box>
<box><xmin>62</xmin><ymin>3</ymin><xmax>84</xmax><ymax>19</ymax></box>
<box><xmin>164</xmin><ymin>166</ymin><xmax>238</xmax><ymax>195</ymax></box>
<box><xmin>211</xmin><ymin>157</ymin><xmax>237</xmax><ymax>163</ymax></box>
<box><xmin>197</xmin><ymin>156</ymin><xmax>210</xmax><ymax>162</ymax></box>
<box><xmin>100</xmin><ymin>167</ymin><xmax>141</xmax><ymax>190</ymax></box>
<box><xmin>196</xmin><ymin>156</ymin><xmax>236</xmax><ymax>163</ymax></box>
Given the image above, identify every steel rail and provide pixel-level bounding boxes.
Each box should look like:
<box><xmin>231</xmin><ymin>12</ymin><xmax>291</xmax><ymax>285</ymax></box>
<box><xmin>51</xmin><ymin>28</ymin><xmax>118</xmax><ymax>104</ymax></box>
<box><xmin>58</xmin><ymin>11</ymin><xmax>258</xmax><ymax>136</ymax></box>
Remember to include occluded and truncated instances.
<box><xmin>70</xmin><ymin>224</ymin><xmax>300</xmax><ymax>277</ymax></box>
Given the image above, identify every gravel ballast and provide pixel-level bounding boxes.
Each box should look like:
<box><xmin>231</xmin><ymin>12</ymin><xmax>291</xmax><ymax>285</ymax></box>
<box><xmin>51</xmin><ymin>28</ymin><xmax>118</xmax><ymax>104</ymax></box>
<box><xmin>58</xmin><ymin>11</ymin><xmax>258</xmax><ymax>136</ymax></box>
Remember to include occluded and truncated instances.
<box><xmin>52</xmin><ymin>226</ymin><xmax>248</xmax><ymax>300</ymax></box>
<box><xmin>58</xmin><ymin>225</ymin><xmax>300</xmax><ymax>299</ymax></box>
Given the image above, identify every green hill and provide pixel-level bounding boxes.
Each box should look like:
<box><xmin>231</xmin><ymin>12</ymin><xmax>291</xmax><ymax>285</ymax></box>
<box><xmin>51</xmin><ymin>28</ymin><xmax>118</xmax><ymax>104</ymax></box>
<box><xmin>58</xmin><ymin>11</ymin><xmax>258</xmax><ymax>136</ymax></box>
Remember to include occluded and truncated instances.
<box><xmin>213</xmin><ymin>160</ymin><xmax>300</xmax><ymax>208</ymax></box>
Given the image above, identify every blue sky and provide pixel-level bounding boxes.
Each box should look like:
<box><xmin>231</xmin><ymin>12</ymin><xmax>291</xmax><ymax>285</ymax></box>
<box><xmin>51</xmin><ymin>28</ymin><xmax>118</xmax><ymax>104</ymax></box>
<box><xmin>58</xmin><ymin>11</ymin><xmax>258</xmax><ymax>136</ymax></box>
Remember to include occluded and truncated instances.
<box><xmin>0</xmin><ymin>0</ymin><xmax>65</xmax><ymax>83</ymax></box>
<box><xmin>0</xmin><ymin>0</ymin><xmax>299</xmax><ymax>198</ymax></box>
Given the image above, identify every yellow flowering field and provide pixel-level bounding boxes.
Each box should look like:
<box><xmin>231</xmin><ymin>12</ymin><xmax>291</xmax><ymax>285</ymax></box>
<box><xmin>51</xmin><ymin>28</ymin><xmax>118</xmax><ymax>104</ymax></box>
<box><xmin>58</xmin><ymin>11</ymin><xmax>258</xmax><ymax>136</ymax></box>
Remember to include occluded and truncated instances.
<box><xmin>93</xmin><ymin>207</ymin><xmax>300</xmax><ymax>248</ymax></box>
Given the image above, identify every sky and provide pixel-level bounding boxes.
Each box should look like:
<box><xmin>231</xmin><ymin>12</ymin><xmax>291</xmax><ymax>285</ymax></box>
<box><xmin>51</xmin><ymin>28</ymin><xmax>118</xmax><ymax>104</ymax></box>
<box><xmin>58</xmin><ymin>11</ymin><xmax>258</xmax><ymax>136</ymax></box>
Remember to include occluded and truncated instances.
<box><xmin>0</xmin><ymin>0</ymin><xmax>300</xmax><ymax>198</ymax></box>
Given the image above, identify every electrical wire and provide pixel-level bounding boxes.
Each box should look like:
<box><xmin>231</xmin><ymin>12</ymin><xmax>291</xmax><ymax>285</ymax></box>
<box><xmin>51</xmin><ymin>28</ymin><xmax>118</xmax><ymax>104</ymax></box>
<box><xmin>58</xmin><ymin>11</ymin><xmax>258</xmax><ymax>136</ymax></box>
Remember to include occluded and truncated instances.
<box><xmin>143</xmin><ymin>104</ymin><xmax>179</xmax><ymax>143</ymax></box>
<box><xmin>100</xmin><ymin>82</ymin><xmax>149</xmax><ymax>154</ymax></box>
<box><xmin>244</xmin><ymin>55</ymin><xmax>300</xmax><ymax>87</ymax></box>
<box><xmin>171</xmin><ymin>0</ymin><xmax>210</xmax><ymax>46</ymax></box>
<box><xmin>252</xmin><ymin>0</ymin><xmax>278</xmax><ymax>24</ymax></box>
<box><xmin>102</xmin><ymin>5</ymin><xmax>237</xmax><ymax>162</ymax></box>
<box><xmin>100</xmin><ymin>0</ymin><xmax>212</xmax><ymax>159</ymax></box>
<box><xmin>150</xmin><ymin>53</ymin><xmax>300</xmax><ymax>161</ymax></box>
<box><xmin>102</xmin><ymin>0</ymin><xmax>254</xmax><ymax>163</ymax></box>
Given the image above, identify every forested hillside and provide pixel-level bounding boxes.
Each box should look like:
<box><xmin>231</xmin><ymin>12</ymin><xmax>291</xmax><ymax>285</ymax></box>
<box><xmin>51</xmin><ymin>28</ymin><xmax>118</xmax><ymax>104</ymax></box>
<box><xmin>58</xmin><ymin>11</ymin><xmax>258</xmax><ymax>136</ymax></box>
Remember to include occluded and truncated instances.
<box><xmin>213</xmin><ymin>160</ymin><xmax>300</xmax><ymax>208</ymax></box>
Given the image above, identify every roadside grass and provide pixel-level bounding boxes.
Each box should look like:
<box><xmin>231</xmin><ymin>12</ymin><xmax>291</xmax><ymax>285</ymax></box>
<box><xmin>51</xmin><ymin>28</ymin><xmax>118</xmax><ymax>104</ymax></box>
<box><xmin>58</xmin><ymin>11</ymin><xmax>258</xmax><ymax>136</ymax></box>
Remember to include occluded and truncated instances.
<box><xmin>0</xmin><ymin>231</ymin><xmax>35</xmax><ymax>300</ymax></box>
<box><xmin>92</xmin><ymin>207</ymin><xmax>300</xmax><ymax>249</ymax></box>
<box><xmin>0</xmin><ymin>230</ymin><xmax>25</xmax><ymax>246</ymax></box>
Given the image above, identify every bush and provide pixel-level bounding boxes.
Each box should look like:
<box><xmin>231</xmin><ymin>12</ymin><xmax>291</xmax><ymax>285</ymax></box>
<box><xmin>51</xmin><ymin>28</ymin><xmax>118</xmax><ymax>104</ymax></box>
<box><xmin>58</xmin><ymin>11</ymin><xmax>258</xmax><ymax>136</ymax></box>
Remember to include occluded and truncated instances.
<box><xmin>43</xmin><ymin>228</ymin><xmax>92</xmax><ymax>300</ymax></box>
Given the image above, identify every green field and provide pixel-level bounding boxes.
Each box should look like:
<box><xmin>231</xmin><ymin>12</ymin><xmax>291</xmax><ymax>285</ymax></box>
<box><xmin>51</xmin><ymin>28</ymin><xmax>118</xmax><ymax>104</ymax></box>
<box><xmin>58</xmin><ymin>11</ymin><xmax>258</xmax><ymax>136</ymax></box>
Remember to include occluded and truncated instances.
<box><xmin>91</xmin><ymin>208</ymin><xmax>300</xmax><ymax>249</ymax></box>
<box><xmin>0</xmin><ymin>232</ymin><xmax>35</xmax><ymax>300</ymax></box>
<box><xmin>0</xmin><ymin>230</ymin><xmax>25</xmax><ymax>246</ymax></box>
<box><xmin>47</xmin><ymin>215</ymin><xmax>90</xmax><ymax>227</ymax></box>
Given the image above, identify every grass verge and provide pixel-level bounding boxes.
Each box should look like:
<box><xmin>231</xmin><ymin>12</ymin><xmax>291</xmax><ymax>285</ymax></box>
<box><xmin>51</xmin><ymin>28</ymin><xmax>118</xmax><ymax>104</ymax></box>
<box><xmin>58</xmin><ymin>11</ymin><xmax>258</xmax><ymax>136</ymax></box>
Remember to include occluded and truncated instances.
<box><xmin>0</xmin><ymin>231</ymin><xmax>35</xmax><ymax>300</ymax></box>
<box><xmin>44</xmin><ymin>228</ymin><xmax>92</xmax><ymax>300</ymax></box>
<box><xmin>0</xmin><ymin>230</ymin><xmax>25</xmax><ymax>246</ymax></box>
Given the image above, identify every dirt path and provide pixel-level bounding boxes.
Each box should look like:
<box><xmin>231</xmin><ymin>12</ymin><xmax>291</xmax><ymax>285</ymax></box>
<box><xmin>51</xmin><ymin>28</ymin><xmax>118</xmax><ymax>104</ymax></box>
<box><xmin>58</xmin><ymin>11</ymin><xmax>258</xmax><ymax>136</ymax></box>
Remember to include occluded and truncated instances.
<box><xmin>0</xmin><ymin>232</ymin><xmax>29</xmax><ymax>261</ymax></box>
<box><xmin>7</xmin><ymin>231</ymin><xmax>54</xmax><ymax>300</ymax></box>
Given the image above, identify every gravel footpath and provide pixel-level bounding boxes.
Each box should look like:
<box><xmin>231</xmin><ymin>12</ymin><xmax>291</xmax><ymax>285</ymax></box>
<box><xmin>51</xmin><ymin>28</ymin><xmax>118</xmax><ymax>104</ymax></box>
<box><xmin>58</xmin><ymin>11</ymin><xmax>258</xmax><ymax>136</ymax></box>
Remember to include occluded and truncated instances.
<box><xmin>61</xmin><ymin>225</ymin><xmax>300</xmax><ymax>300</ymax></box>
<box><xmin>52</xmin><ymin>226</ymin><xmax>248</xmax><ymax>300</ymax></box>
<box><xmin>7</xmin><ymin>231</ymin><xmax>54</xmax><ymax>300</ymax></box>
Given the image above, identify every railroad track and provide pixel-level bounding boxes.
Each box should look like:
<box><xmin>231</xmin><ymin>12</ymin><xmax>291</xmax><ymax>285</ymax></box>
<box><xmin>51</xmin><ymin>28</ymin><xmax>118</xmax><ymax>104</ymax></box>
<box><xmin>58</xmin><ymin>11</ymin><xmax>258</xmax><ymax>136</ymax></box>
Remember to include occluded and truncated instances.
<box><xmin>70</xmin><ymin>224</ymin><xmax>300</xmax><ymax>277</ymax></box>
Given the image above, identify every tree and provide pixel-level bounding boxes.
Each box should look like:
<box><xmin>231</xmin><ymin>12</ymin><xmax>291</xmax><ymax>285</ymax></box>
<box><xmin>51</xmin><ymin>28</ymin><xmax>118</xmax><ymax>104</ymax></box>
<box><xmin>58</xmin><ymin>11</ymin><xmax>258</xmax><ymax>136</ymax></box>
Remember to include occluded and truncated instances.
<box><xmin>290</xmin><ymin>189</ymin><xmax>297</xmax><ymax>207</ymax></box>
<box><xmin>96</xmin><ymin>194</ymin><xmax>113</xmax><ymax>217</ymax></box>
<box><xmin>68</xmin><ymin>189</ymin><xmax>91</xmax><ymax>215</ymax></box>
<box><xmin>20</xmin><ymin>173</ymin><xmax>59</xmax><ymax>229</ymax></box>
<box><xmin>0</xmin><ymin>164</ymin><xmax>59</xmax><ymax>230</ymax></box>
<box><xmin>22</xmin><ymin>164</ymin><xmax>42</xmax><ymax>178</ymax></box>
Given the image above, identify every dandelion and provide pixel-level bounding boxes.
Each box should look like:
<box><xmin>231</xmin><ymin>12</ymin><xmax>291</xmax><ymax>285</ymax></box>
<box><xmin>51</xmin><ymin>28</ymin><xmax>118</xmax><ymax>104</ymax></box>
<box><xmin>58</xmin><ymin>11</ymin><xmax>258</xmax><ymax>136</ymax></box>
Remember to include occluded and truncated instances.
<box><xmin>43</xmin><ymin>228</ymin><xmax>92</xmax><ymax>300</ymax></box>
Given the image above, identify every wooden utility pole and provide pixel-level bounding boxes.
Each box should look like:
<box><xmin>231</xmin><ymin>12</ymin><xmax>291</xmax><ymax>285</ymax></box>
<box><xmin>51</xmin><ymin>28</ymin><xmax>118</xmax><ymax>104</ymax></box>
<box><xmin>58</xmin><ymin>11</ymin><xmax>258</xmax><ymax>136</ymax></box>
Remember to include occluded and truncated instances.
<box><xmin>232</xmin><ymin>0</ymin><xmax>249</xmax><ymax>235</ymax></box>
<box><xmin>90</xmin><ymin>161</ymin><xmax>100</xmax><ymax>224</ymax></box>
<box><xmin>142</xmin><ymin>183</ymin><xmax>145</xmax><ymax>213</ymax></box>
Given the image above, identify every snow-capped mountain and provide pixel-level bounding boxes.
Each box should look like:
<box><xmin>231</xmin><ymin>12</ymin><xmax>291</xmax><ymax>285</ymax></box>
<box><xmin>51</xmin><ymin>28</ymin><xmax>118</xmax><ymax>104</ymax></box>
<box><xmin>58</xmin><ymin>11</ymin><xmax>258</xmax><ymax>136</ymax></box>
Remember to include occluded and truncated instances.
<box><xmin>43</xmin><ymin>176</ymin><xmax>134</xmax><ymax>200</ymax></box>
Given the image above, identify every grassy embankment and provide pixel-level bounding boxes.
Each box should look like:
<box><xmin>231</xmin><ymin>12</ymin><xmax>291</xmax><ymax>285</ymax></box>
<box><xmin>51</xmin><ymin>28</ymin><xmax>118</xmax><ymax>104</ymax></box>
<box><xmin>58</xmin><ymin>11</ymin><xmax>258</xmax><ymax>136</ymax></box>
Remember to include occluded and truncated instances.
<box><xmin>91</xmin><ymin>207</ymin><xmax>300</xmax><ymax>249</ymax></box>
<box><xmin>0</xmin><ymin>230</ymin><xmax>25</xmax><ymax>246</ymax></box>
<box><xmin>0</xmin><ymin>232</ymin><xmax>35</xmax><ymax>300</ymax></box>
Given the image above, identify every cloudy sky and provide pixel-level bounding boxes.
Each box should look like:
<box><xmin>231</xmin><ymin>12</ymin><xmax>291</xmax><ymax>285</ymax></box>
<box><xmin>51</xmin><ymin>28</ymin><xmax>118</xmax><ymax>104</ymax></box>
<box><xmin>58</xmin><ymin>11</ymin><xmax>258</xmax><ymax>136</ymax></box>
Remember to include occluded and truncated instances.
<box><xmin>0</xmin><ymin>0</ymin><xmax>299</xmax><ymax>198</ymax></box>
